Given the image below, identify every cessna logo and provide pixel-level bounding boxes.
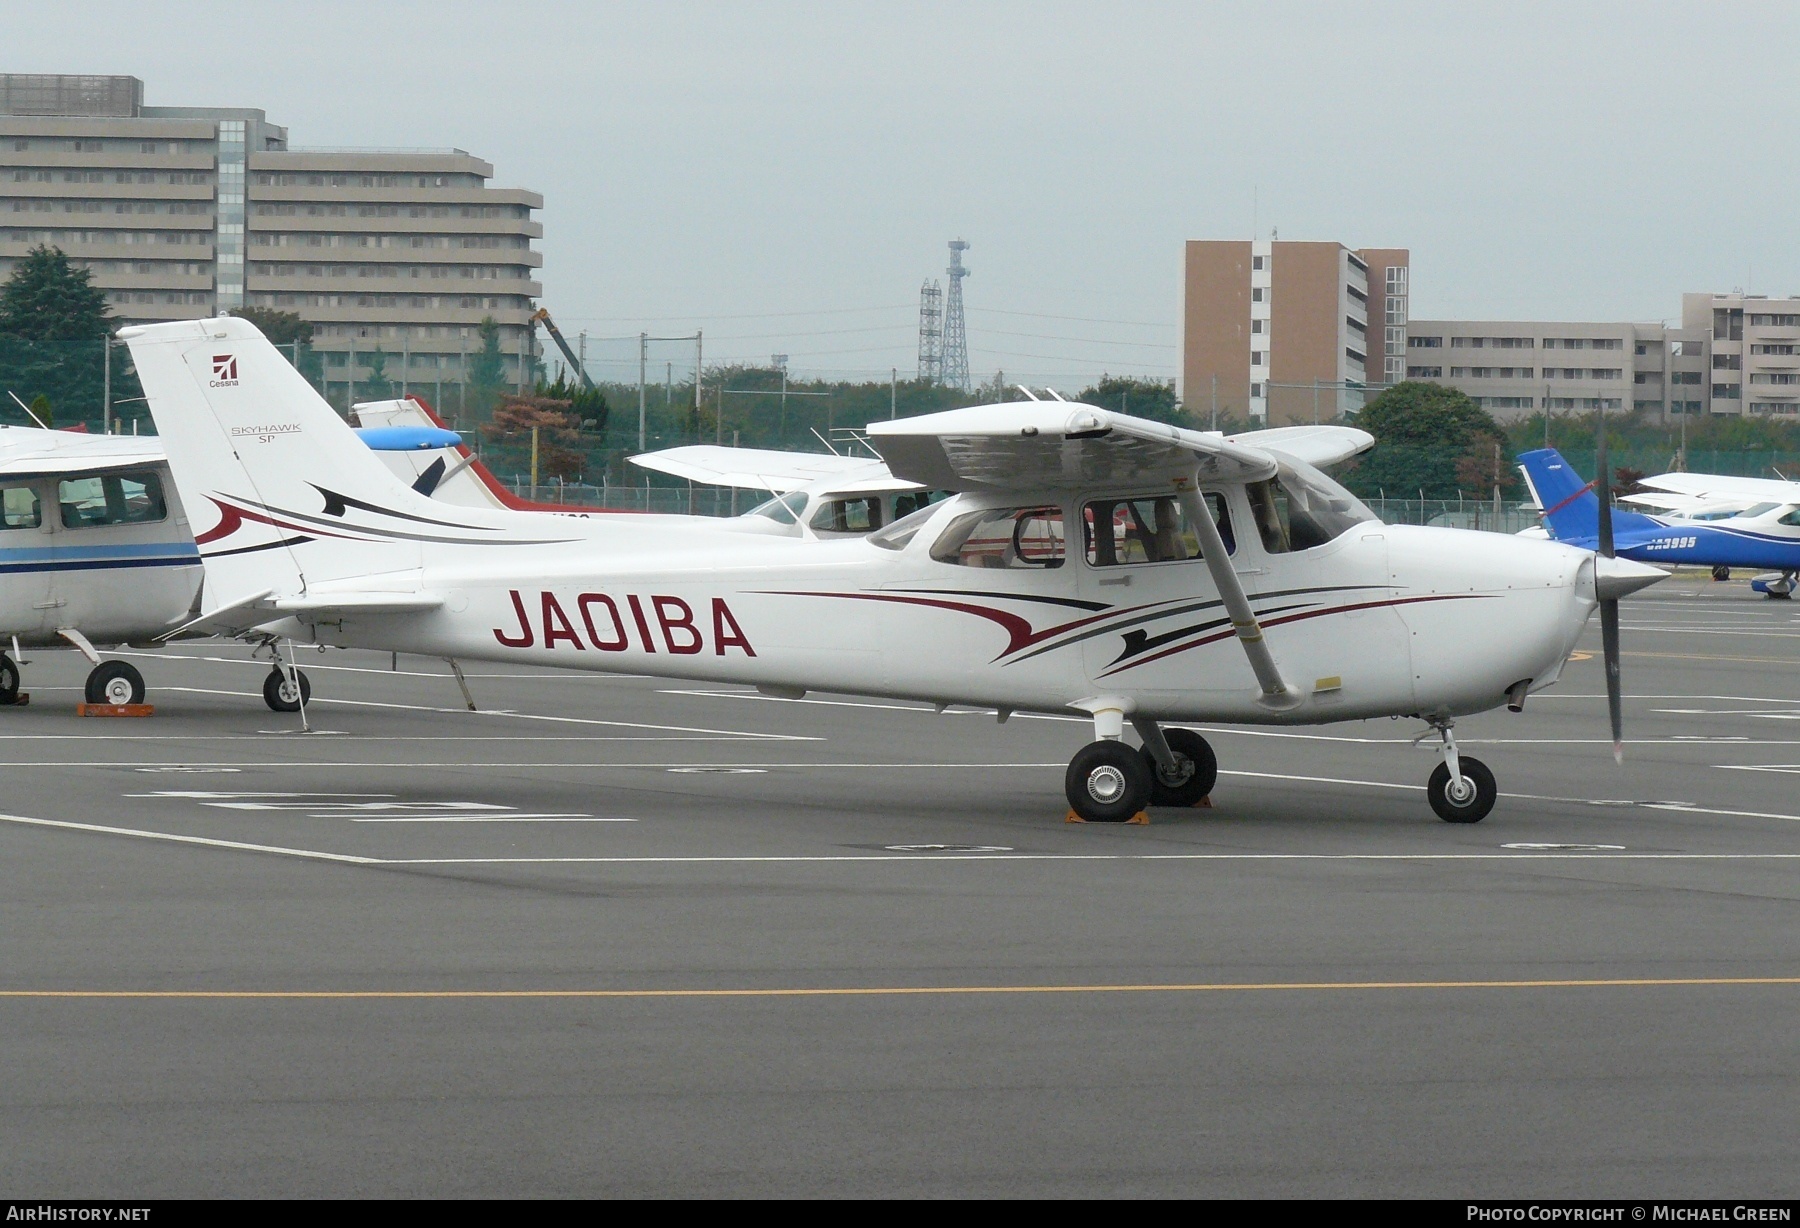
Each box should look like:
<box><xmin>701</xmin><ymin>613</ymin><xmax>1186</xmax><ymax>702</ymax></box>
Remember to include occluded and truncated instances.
<box><xmin>229</xmin><ymin>422</ymin><xmax>302</xmax><ymax>443</ymax></box>
<box><xmin>494</xmin><ymin>590</ymin><xmax>755</xmax><ymax>657</ymax></box>
<box><xmin>210</xmin><ymin>354</ymin><xmax>240</xmax><ymax>387</ymax></box>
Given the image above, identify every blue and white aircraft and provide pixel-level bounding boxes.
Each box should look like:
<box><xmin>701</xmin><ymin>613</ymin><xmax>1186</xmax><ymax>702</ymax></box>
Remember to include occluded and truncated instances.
<box><xmin>1518</xmin><ymin>447</ymin><xmax>1800</xmax><ymax>598</ymax></box>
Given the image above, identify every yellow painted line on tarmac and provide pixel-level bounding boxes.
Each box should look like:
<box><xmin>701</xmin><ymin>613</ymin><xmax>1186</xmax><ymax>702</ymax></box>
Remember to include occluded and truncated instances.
<box><xmin>1626</xmin><ymin>650</ymin><xmax>1800</xmax><ymax>666</ymax></box>
<box><xmin>2</xmin><ymin>977</ymin><xmax>1799</xmax><ymax>1000</ymax></box>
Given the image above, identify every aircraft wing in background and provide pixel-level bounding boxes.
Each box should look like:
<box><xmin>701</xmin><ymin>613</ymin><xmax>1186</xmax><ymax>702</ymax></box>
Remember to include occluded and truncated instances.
<box><xmin>628</xmin><ymin>444</ymin><xmax>895</xmax><ymax>493</ymax></box>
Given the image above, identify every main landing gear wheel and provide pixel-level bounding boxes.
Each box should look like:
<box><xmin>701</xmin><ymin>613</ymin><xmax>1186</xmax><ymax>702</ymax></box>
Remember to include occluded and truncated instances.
<box><xmin>1427</xmin><ymin>757</ymin><xmax>1496</xmax><ymax>824</ymax></box>
<box><xmin>1142</xmin><ymin>728</ymin><xmax>1217</xmax><ymax>807</ymax></box>
<box><xmin>1712</xmin><ymin>565</ymin><xmax>1732</xmax><ymax>582</ymax></box>
<box><xmin>263</xmin><ymin>667</ymin><xmax>311</xmax><ymax>713</ymax></box>
<box><xmin>1065</xmin><ymin>740</ymin><xmax>1153</xmax><ymax>823</ymax></box>
<box><xmin>85</xmin><ymin>660</ymin><xmax>145</xmax><ymax>706</ymax></box>
<box><xmin>0</xmin><ymin>654</ymin><xmax>19</xmax><ymax>705</ymax></box>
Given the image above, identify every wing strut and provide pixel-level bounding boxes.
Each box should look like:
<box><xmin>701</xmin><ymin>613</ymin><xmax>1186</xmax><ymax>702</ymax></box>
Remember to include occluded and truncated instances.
<box><xmin>1173</xmin><ymin>476</ymin><xmax>1301</xmax><ymax>710</ymax></box>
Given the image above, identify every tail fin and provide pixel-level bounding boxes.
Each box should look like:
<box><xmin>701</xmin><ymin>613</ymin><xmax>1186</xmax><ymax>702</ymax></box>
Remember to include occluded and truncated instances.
<box><xmin>122</xmin><ymin>317</ymin><xmax>459</xmax><ymax>608</ymax></box>
<box><xmin>1516</xmin><ymin>447</ymin><xmax>1659</xmax><ymax>543</ymax></box>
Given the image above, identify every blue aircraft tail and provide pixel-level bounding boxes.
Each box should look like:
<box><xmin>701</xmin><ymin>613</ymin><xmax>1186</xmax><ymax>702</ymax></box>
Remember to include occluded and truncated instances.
<box><xmin>1516</xmin><ymin>448</ymin><xmax>1660</xmax><ymax>543</ymax></box>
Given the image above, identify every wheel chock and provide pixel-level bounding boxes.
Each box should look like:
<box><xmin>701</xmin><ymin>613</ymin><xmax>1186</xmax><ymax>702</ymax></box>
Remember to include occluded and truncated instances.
<box><xmin>1065</xmin><ymin>809</ymin><xmax>1085</xmax><ymax>823</ymax></box>
<box><xmin>1127</xmin><ymin>811</ymin><xmax>1150</xmax><ymax>825</ymax></box>
<box><xmin>1193</xmin><ymin>794</ymin><xmax>1213</xmax><ymax>809</ymax></box>
<box><xmin>76</xmin><ymin>703</ymin><xmax>154</xmax><ymax>718</ymax></box>
<box><xmin>2</xmin><ymin>693</ymin><xmax>28</xmax><ymax>707</ymax></box>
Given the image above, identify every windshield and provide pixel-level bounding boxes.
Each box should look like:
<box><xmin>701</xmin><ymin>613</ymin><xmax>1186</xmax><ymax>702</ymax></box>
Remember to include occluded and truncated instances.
<box><xmin>744</xmin><ymin>491</ymin><xmax>807</xmax><ymax>525</ymax></box>
<box><xmin>1246</xmin><ymin>458</ymin><xmax>1378</xmax><ymax>553</ymax></box>
<box><xmin>868</xmin><ymin>500</ymin><xmax>944</xmax><ymax>551</ymax></box>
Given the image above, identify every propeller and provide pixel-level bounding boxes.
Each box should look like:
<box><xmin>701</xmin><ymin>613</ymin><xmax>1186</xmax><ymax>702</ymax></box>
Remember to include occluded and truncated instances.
<box><xmin>1595</xmin><ymin>418</ymin><xmax>1624</xmax><ymax>764</ymax></box>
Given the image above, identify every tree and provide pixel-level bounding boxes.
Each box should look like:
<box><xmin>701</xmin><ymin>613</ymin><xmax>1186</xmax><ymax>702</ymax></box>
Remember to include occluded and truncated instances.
<box><xmin>466</xmin><ymin>316</ymin><xmax>507</xmax><ymax>419</ymax></box>
<box><xmin>1346</xmin><ymin>381</ymin><xmax>1516</xmax><ymax>500</ymax></box>
<box><xmin>538</xmin><ymin>370</ymin><xmax>609</xmax><ymax>432</ymax></box>
<box><xmin>0</xmin><ymin>245</ymin><xmax>111</xmax><ymax>341</ymax></box>
<box><xmin>482</xmin><ymin>394</ymin><xmax>584</xmax><ymax>480</ymax></box>
<box><xmin>0</xmin><ymin>245</ymin><xmax>115</xmax><ymax>427</ymax></box>
<box><xmin>1077</xmin><ymin>374</ymin><xmax>1183</xmax><ymax>424</ymax></box>
<box><xmin>360</xmin><ymin>347</ymin><xmax>395</xmax><ymax>401</ymax></box>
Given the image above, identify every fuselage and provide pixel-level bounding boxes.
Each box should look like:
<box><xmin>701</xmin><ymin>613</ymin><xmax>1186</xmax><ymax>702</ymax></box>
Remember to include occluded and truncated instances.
<box><xmin>271</xmin><ymin>485</ymin><xmax>1596</xmax><ymax>725</ymax></box>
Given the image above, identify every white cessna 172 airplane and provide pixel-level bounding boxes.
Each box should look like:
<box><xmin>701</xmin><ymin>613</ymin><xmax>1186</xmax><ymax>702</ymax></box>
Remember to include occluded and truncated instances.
<box><xmin>124</xmin><ymin>316</ymin><xmax>1665</xmax><ymax>824</ymax></box>
<box><xmin>0</xmin><ymin>412</ymin><xmax>461</xmax><ymax>711</ymax></box>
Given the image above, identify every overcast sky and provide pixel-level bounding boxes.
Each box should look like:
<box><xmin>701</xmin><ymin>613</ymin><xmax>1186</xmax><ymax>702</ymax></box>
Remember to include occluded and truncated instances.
<box><xmin>12</xmin><ymin>2</ymin><xmax>1798</xmax><ymax>384</ymax></box>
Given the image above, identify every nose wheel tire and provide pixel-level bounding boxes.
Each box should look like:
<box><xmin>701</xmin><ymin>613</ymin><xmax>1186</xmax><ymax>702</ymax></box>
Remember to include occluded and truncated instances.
<box><xmin>85</xmin><ymin>660</ymin><xmax>145</xmax><ymax>707</ymax></box>
<box><xmin>1427</xmin><ymin>757</ymin><xmax>1496</xmax><ymax>823</ymax></box>
<box><xmin>0</xmin><ymin>654</ymin><xmax>19</xmax><ymax>705</ymax></box>
<box><xmin>1066</xmin><ymin>740</ymin><xmax>1153</xmax><ymax>823</ymax></box>
<box><xmin>263</xmin><ymin>667</ymin><xmax>312</xmax><ymax>713</ymax></box>
<box><xmin>1142</xmin><ymin>728</ymin><xmax>1217</xmax><ymax>807</ymax></box>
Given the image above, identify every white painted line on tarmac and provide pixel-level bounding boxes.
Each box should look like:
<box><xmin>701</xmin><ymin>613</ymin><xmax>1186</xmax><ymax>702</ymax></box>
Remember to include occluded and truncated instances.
<box><xmin>350</xmin><ymin>815</ymin><xmax>635</xmax><ymax>823</ymax></box>
<box><xmin>158</xmin><ymin>686</ymin><xmax>817</xmax><ymax>740</ymax></box>
<box><xmin>0</xmin><ymin>813</ymin><xmax>381</xmax><ymax>864</ymax></box>
<box><xmin>3</xmin><ymin>812</ymin><xmax>1796</xmax><ymax>869</ymax></box>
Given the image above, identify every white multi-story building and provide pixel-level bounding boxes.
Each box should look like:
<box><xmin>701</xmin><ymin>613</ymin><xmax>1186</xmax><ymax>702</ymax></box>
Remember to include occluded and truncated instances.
<box><xmin>1405</xmin><ymin>319</ymin><xmax>1710</xmax><ymax>422</ymax></box>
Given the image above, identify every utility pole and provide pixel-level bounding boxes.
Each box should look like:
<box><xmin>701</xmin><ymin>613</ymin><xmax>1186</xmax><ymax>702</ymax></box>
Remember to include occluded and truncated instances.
<box><xmin>401</xmin><ymin>333</ymin><xmax>409</xmax><ymax>400</ymax></box>
<box><xmin>694</xmin><ymin>330</ymin><xmax>703</xmax><ymax>444</ymax></box>
<box><xmin>637</xmin><ymin>332</ymin><xmax>648</xmax><ymax>451</ymax></box>
<box><xmin>348</xmin><ymin>337</ymin><xmax>356</xmax><ymax>411</ymax></box>
<box><xmin>101</xmin><ymin>333</ymin><xmax>110</xmax><ymax>433</ymax></box>
<box><xmin>1312</xmin><ymin>377</ymin><xmax>1320</xmax><ymax>425</ymax></box>
<box><xmin>1210</xmin><ymin>374</ymin><xmax>1218</xmax><ymax>432</ymax></box>
<box><xmin>891</xmin><ymin>367</ymin><xmax>897</xmax><ymax>419</ymax></box>
<box><xmin>530</xmin><ymin>423</ymin><xmax>539</xmax><ymax>499</ymax></box>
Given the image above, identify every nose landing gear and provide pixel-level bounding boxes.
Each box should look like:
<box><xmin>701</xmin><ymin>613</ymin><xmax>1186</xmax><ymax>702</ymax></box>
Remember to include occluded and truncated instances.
<box><xmin>1422</xmin><ymin>718</ymin><xmax>1496</xmax><ymax>823</ymax></box>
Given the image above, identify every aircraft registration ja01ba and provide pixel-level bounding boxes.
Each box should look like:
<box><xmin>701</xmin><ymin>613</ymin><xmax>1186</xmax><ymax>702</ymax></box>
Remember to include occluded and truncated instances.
<box><xmin>124</xmin><ymin>316</ymin><xmax>1666</xmax><ymax>824</ymax></box>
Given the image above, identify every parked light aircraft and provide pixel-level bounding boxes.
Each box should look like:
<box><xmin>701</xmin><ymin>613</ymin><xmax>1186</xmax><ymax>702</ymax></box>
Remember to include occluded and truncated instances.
<box><xmin>1520</xmin><ymin>448</ymin><xmax>1800</xmax><ymax>597</ymax></box>
<box><xmin>0</xmin><ymin>413</ymin><xmax>464</xmax><ymax>710</ymax></box>
<box><xmin>124</xmin><ymin>317</ymin><xmax>1665</xmax><ymax>823</ymax></box>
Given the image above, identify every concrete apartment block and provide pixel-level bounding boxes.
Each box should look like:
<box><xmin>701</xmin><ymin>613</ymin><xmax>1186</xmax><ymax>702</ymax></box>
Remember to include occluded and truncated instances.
<box><xmin>1406</xmin><ymin>319</ymin><xmax>1710</xmax><ymax>422</ymax></box>
<box><xmin>1182</xmin><ymin>239</ymin><xmax>1405</xmax><ymax>425</ymax></box>
<box><xmin>0</xmin><ymin>74</ymin><xmax>542</xmax><ymax>402</ymax></box>
<box><xmin>1683</xmin><ymin>292</ymin><xmax>1800</xmax><ymax>419</ymax></box>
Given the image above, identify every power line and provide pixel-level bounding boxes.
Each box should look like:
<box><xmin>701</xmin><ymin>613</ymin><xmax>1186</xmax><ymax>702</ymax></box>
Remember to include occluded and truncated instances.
<box><xmin>975</xmin><ymin>328</ymin><xmax>1175</xmax><ymax>349</ymax></box>
<box><xmin>551</xmin><ymin>304</ymin><xmax>913</xmax><ymax>323</ymax></box>
<box><xmin>983</xmin><ymin>307</ymin><xmax>1176</xmax><ymax>328</ymax></box>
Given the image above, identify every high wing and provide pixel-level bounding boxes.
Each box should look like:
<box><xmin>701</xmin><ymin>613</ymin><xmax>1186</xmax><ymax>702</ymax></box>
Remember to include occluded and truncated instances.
<box><xmin>0</xmin><ymin>425</ymin><xmax>165</xmax><ymax>475</ymax></box>
<box><xmin>1636</xmin><ymin>471</ymin><xmax>1800</xmax><ymax>503</ymax></box>
<box><xmin>867</xmin><ymin>402</ymin><xmax>1281</xmax><ymax>492</ymax></box>
<box><xmin>1225</xmin><ymin>424</ymin><xmax>1374</xmax><ymax>469</ymax></box>
<box><xmin>629</xmin><ymin>444</ymin><xmax>895</xmax><ymax>493</ymax></box>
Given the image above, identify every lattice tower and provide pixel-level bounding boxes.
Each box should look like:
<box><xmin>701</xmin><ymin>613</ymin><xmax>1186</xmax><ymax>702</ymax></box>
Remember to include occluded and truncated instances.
<box><xmin>916</xmin><ymin>279</ymin><xmax>942</xmax><ymax>383</ymax></box>
<box><xmin>942</xmin><ymin>240</ymin><xmax>971</xmax><ymax>390</ymax></box>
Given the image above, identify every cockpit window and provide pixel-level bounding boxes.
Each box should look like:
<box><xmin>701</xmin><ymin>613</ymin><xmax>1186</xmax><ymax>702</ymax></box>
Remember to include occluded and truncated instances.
<box><xmin>891</xmin><ymin>490</ymin><xmax>949</xmax><ymax>519</ymax></box>
<box><xmin>869</xmin><ymin>501</ymin><xmax>943</xmax><ymax>551</ymax></box>
<box><xmin>809</xmin><ymin>496</ymin><xmax>883</xmax><ymax>534</ymax></box>
<box><xmin>59</xmin><ymin>471</ymin><xmax>167</xmax><ymax>529</ymax></box>
<box><xmin>1</xmin><ymin>485</ymin><xmax>40</xmax><ymax>529</ymax></box>
<box><xmin>929</xmin><ymin>505</ymin><xmax>1065</xmax><ymax>569</ymax></box>
<box><xmin>745</xmin><ymin>491</ymin><xmax>807</xmax><ymax>525</ymax></box>
<box><xmin>1083</xmin><ymin>493</ymin><xmax>1233</xmax><ymax>566</ymax></box>
<box><xmin>1779</xmin><ymin>506</ymin><xmax>1800</xmax><ymax>527</ymax></box>
<box><xmin>1246</xmin><ymin>458</ymin><xmax>1377</xmax><ymax>553</ymax></box>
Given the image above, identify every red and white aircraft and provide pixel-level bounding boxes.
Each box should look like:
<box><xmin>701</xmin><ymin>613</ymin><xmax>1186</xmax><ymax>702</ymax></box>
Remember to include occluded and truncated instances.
<box><xmin>123</xmin><ymin>317</ymin><xmax>1664</xmax><ymax>823</ymax></box>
